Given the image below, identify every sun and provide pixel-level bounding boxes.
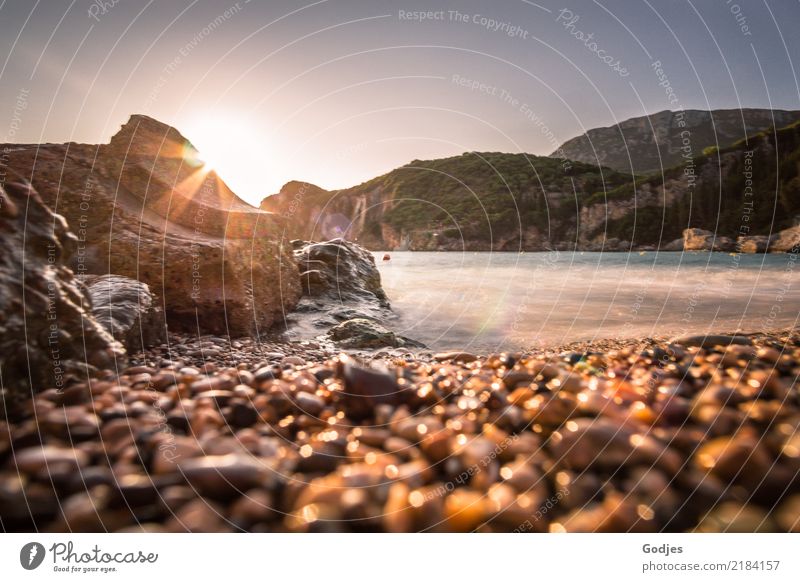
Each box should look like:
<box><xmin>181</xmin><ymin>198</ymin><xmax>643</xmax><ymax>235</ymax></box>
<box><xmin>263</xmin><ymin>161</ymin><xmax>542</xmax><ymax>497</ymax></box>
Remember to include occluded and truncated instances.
<box><xmin>181</xmin><ymin>115</ymin><xmax>273</xmax><ymax>205</ymax></box>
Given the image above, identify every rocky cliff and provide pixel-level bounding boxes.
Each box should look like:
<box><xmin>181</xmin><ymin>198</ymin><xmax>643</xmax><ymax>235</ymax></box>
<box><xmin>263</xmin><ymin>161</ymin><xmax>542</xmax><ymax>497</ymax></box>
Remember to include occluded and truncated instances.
<box><xmin>264</xmin><ymin>119</ymin><xmax>800</xmax><ymax>253</ymax></box>
<box><xmin>0</xmin><ymin>115</ymin><xmax>301</xmax><ymax>336</ymax></box>
<box><xmin>551</xmin><ymin>108</ymin><xmax>800</xmax><ymax>175</ymax></box>
<box><xmin>592</xmin><ymin>120</ymin><xmax>800</xmax><ymax>249</ymax></box>
<box><xmin>0</xmin><ymin>182</ymin><xmax>124</xmax><ymax>402</ymax></box>
<box><xmin>262</xmin><ymin>153</ymin><xmax>634</xmax><ymax>251</ymax></box>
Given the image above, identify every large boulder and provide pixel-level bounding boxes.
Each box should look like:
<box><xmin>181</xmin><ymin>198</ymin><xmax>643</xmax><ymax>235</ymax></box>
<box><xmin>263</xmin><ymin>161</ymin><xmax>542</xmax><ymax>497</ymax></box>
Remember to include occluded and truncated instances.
<box><xmin>293</xmin><ymin>238</ymin><xmax>389</xmax><ymax>307</ymax></box>
<box><xmin>286</xmin><ymin>238</ymin><xmax>391</xmax><ymax>331</ymax></box>
<box><xmin>80</xmin><ymin>274</ymin><xmax>166</xmax><ymax>352</ymax></box>
<box><xmin>683</xmin><ymin>228</ymin><xmax>736</xmax><ymax>252</ymax></box>
<box><xmin>0</xmin><ymin>114</ymin><xmax>301</xmax><ymax>336</ymax></box>
<box><xmin>0</xmin><ymin>183</ymin><xmax>124</xmax><ymax>404</ymax></box>
<box><xmin>282</xmin><ymin>238</ymin><xmax>424</xmax><ymax>347</ymax></box>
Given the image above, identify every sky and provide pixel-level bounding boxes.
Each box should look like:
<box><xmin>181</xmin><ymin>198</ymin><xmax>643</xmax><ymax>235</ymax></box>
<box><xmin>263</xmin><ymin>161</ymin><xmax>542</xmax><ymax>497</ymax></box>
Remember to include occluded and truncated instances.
<box><xmin>1</xmin><ymin>0</ymin><xmax>799</xmax><ymax>205</ymax></box>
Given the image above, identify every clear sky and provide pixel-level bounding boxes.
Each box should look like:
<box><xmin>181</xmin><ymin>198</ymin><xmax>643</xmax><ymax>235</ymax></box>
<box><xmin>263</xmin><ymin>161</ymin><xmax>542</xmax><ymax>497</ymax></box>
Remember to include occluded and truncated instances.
<box><xmin>1</xmin><ymin>0</ymin><xmax>799</xmax><ymax>205</ymax></box>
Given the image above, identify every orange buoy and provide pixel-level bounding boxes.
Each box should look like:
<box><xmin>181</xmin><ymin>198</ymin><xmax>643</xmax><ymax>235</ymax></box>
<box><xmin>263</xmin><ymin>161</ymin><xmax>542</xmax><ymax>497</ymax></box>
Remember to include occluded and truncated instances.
<box><xmin>382</xmin><ymin>253</ymin><xmax>391</xmax><ymax>261</ymax></box>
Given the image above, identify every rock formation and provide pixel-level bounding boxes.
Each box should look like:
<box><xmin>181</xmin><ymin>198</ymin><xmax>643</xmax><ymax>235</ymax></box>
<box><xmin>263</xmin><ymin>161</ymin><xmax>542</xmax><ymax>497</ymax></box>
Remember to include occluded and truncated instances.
<box><xmin>293</xmin><ymin>239</ymin><xmax>389</xmax><ymax>308</ymax></box>
<box><xmin>682</xmin><ymin>228</ymin><xmax>736</xmax><ymax>252</ymax></box>
<box><xmin>283</xmin><ymin>238</ymin><xmax>399</xmax><ymax>340</ymax></box>
<box><xmin>327</xmin><ymin>318</ymin><xmax>422</xmax><ymax>349</ymax></box>
<box><xmin>0</xmin><ymin>115</ymin><xmax>301</xmax><ymax>336</ymax></box>
<box><xmin>0</xmin><ymin>182</ymin><xmax>124</xmax><ymax>404</ymax></box>
<box><xmin>79</xmin><ymin>274</ymin><xmax>166</xmax><ymax>352</ymax></box>
<box><xmin>737</xmin><ymin>235</ymin><xmax>773</xmax><ymax>254</ymax></box>
<box><xmin>770</xmin><ymin>225</ymin><xmax>800</xmax><ymax>253</ymax></box>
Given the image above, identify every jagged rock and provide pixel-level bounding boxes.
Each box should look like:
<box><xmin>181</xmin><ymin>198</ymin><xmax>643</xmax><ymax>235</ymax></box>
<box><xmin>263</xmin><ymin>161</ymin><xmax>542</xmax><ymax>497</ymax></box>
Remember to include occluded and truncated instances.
<box><xmin>0</xmin><ymin>182</ymin><xmax>124</xmax><ymax>403</ymax></box>
<box><xmin>293</xmin><ymin>239</ymin><xmax>389</xmax><ymax>307</ymax></box>
<box><xmin>328</xmin><ymin>318</ymin><xmax>422</xmax><ymax>349</ymax></box>
<box><xmin>286</xmin><ymin>239</ymin><xmax>424</xmax><ymax>348</ymax></box>
<box><xmin>683</xmin><ymin>228</ymin><xmax>736</xmax><ymax>252</ymax></box>
<box><xmin>737</xmin><ymin>235</ymin><xmax>773</xmax><ymax>254</ymax></box>
<box><xmin>770</xmin><ymin>225</ymin><xmax>800</xmax><ymax>253</ymax></box>
<box><xmin>0</xmin><ymin>114</ymin><xmax>301</xmax><ymax>336</ymax></box>
<box><xmin>80</xmin><ymin>275</ymin><xmax>166</xmax><ymax>352</ymax></box>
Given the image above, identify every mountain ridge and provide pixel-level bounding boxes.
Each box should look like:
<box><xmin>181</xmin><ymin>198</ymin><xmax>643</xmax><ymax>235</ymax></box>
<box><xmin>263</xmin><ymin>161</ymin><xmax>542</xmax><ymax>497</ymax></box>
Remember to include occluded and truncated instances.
<box><xmin>549</xmin><ymin>108</ymin><xmax>800</xmax><ymax>175</ymax></box>
<box><xmin>264</xmin><ymin>115</ymin><xmax>800</xmax><ymax>252</ymax></box>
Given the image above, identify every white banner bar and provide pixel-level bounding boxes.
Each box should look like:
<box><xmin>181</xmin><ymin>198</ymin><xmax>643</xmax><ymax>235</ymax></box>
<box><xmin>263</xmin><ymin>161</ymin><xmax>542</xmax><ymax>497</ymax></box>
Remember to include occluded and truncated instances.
<box><xmin>1</xmin><ymin>533</ymin><xmax>798</xmax><ymax>581</ymax></box>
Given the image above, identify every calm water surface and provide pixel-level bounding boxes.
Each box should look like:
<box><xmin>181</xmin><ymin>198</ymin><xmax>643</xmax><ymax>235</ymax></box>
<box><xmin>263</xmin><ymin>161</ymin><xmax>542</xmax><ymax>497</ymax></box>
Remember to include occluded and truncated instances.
<box><xmin>374</xmin><ymin>251</ymin><xmax>800</xmax><ymax>351</ymax></box>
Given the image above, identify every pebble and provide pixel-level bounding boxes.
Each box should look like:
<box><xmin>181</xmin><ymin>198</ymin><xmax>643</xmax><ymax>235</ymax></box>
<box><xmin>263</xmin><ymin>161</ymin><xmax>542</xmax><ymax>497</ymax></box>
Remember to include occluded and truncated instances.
<box><xmin>281</xmin><ymin>356</ymin><xmax>306</xmax><ymax>367</ymax></box>
<box><xmin>179</xmin><ymin>454</ymin><xmax>270</xmax><ymax>498</ymax></box>
<box><xmin>14</xmin><ymin>446</ymin><xmax>89</xmax><ymax>474</ymax></box>
<box><xmin>775</xmin><ymin>495</ymin><xmax>800</xmax><ymax>532</ymax></box>
<box><xmin>3</xmin><ymin>329</ymin><xmax>799</xmax><ymax>533</ymax></box>
<box><xmin>433</xmin><ymin>351</ymin><xmax>478</xmax><ymax>363</ymax></box>
<box><xmin>695</xmin><ymin>502</ymin><xmax>777</xmax><ymax>533</ymax></box>
<box><xmin>670</xmin><ymin>334</ymin><xmax>753</xmax><ymax>348</ymax></box>
<box><xmin>189</xmin><ymin>375</ymin><xmax>235</xmax><ymax>394</ymax></box>
<box><xmin>166</xmin><ymin>498</ymin><xmax>231</xmax><ymax>532</ymax></box>
<box><xmin>294</xmin><ymin>391</ymin><xmax>326</xmax><ymax>416</ymax></box>
<box><xmin>443</xmin><ymin>489</ymin><xmax>488</xmax><ymax>532</ymax></box>
<box><xmin>337</xmin><ymin>358</ymin><xmax>403</xmax><ymax>419</ymax></box>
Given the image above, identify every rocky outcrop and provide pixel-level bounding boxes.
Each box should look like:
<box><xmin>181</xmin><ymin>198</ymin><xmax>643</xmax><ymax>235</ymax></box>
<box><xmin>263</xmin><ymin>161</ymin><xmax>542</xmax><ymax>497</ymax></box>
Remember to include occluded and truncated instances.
<box><xmin>287</xmin><ymin>239</ymin><xmax>392</xmax><ymax>333</ymax></box>
<box><xmin>770</xmin><ymin>225</ymin><xmax>800</xmax><ymax>253</ymax></box>
<box><xmin>737</xmin><ymin>235</ymin><xmax>773</xmax><ymax>254</ymax></box>
<box><xmin>294</xmin><ymin>239</ymin><xmax>388</xmax><ymax>307</ymax></box>
<box><xmin>80</xmin><ymin>275</ymin><xmax>166</xmax><ymax>352</ymax></box>
<box><xmin>282</xmin><ymin>238</ymin><xmax>424</xmax><ymax>347</ymax></box>
<box><xmin>327</xmin><ymin>318</ymin><xmax>421</xmax><ymax>349</ymax></box>
<box><xmin>683</xmin><ymin>228</ymin><xmax>735</xmax><ymax>252</ymax></box>
<box><xmin>552</xmin><ymin>109</ymin><xmax>800</xmax><ymax>174</ymax></box>
<box><xmin>0</xmin><ymin>115</ymin><xmax>301</xmax><ymax>336</ymax></box>
<box><xmin>0</xmin><ymin>183</ymin><xmax>124</xmax><ymax>404</ymax></box>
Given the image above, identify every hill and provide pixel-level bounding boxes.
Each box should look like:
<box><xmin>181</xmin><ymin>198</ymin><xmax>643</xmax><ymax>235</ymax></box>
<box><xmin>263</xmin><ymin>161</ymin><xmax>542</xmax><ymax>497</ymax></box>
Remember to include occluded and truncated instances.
<box><xmin>264</xmin><ymin>119</ymin><xmax>800</xmax><ymax>252</ymax></box>
<box><xmin>551</xmin><ymin>109</ymin><xmax>800</xmax><ymax>175</ymax></box>
<box><xmin>262</xmin><ymin>153</ymin><xmax>634</xmax><ymax>251</ymax></box>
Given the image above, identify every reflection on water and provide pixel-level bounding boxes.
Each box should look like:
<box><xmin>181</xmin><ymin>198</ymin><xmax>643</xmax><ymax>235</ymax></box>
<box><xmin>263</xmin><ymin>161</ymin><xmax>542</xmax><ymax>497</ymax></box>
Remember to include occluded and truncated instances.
<box><xmin>376</xmin><ymin>251</ymin><xmax>800</xmax><ymax>351</ymax></box>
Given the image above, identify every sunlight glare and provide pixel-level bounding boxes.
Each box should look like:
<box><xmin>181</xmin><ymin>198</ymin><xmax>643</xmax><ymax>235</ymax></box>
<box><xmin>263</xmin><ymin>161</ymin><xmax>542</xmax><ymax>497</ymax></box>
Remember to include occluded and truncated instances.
<box><xmin>182</xmin><ymin>115</ymin><xmax>273</xmax><ymax>205</ymax></box>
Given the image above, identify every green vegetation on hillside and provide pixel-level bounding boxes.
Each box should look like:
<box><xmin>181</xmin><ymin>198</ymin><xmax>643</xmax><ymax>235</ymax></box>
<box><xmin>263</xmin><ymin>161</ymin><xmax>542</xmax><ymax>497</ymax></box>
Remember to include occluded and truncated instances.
<box><xmin>598</xmin><ymin>121</ymin><xmax>800</xmax><ymax>244</ymax></box>
<box><xmin>342</xmin><ymin>152</ymin><xmax>632</xmax><ymax>240</ymax></box>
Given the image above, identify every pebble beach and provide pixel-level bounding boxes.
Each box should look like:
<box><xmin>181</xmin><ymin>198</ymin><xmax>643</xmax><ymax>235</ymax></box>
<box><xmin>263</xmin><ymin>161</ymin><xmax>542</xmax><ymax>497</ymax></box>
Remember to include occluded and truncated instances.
<box><xmin>2</xmin><ymin>330</ymin><xmax>799</xmax><ymax>533</ymax></box>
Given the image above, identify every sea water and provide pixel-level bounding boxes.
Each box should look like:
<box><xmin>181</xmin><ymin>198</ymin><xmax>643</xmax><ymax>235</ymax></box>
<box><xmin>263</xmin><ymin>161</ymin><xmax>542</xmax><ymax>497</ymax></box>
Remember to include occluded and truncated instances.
<box><xmin>375</xmin><ymin>251</ymin><xmax>800</xmax><ymax>351</ymax></box>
